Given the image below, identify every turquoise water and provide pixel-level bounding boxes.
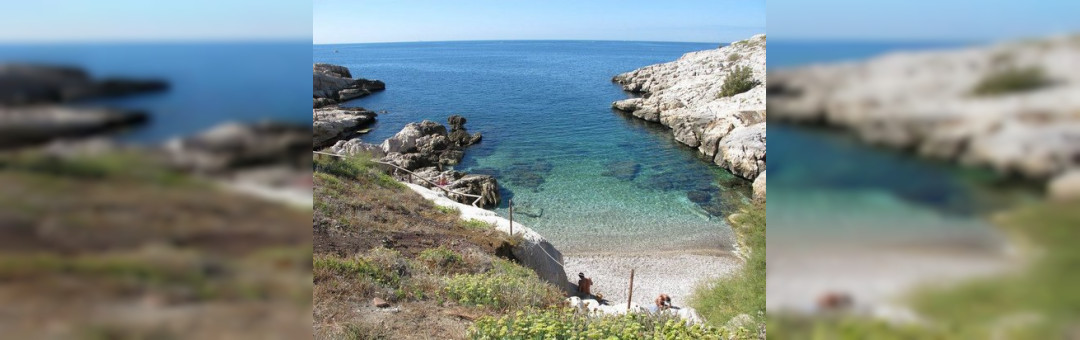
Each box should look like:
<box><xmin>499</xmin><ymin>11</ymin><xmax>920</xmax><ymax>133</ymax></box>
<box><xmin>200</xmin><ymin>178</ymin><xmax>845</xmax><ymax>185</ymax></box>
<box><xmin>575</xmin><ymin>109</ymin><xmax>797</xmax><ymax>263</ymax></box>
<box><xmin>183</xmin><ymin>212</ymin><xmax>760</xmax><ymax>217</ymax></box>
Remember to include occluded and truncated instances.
<box><xmin>767</xmin><ymin>41</ymin><xmax>1039</xmax><ymax>249</ymax></box>
<box><xmin>313</xmin><ymin>41</ymin><xmax>747</xmax><ymax>254</ymax></box>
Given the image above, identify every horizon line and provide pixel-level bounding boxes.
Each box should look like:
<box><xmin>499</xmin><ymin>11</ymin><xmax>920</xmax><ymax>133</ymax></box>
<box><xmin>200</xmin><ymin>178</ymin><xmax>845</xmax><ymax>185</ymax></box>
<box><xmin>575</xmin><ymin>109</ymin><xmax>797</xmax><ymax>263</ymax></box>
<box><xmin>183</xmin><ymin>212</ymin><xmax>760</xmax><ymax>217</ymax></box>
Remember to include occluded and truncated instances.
<box><xmin>312</xmin><ymin>38</ymin><xmax>734</xmax><ymax>46</ymax></box>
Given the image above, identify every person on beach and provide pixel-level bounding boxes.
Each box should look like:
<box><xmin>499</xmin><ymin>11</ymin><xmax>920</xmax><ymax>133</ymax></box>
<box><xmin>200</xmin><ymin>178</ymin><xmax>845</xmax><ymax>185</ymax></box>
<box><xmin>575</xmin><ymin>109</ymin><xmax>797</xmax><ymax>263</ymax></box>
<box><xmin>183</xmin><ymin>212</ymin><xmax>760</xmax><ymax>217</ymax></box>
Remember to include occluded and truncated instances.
<box><xmin>577</xmin><ymin>273</ymin><xmax>592</xmax><ymax>298</ymax></box>
<box><xmin>654</xmin><ymin>294</ymin><xmax>672</xmax><ymax>312</ymax></box>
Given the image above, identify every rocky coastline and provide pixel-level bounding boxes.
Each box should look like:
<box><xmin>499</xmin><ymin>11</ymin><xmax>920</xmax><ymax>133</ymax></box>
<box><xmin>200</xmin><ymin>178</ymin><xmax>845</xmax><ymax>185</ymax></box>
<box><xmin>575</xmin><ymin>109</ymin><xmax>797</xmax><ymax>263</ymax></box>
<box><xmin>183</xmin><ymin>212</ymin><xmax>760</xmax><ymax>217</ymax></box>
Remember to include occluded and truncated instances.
<box><xmin>768</xmin><ymin>35</ymin><xmax>1080</xmax><ymax>200</ymax></box>
<box><xmin>0</xmin><ymin>64</ymin><xmax>167</xmax><ymax>149</ymax></box>
<box><xmin>313</xmin><ymin>63</ymin><xmax>385</xmax><ymax>108</ymax></box>
<box><xmin>611</xmin><ymin>34</ymin><xmax>767</xmax><ymax>201</ymax></box>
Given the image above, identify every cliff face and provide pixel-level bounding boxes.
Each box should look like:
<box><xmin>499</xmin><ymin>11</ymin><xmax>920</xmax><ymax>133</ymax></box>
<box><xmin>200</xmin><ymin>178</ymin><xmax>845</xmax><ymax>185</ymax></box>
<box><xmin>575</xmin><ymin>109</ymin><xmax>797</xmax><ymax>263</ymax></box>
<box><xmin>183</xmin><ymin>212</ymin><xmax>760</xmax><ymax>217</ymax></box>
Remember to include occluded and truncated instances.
<box><xmin>769</xmin><ymin>35</ymin><xmax>1080</xmax><ymax>197</ymax></box>
<box><xmin>612</xmin><ymin>35</ymin><xmax>766</xmax><ymax>184</ymax></box>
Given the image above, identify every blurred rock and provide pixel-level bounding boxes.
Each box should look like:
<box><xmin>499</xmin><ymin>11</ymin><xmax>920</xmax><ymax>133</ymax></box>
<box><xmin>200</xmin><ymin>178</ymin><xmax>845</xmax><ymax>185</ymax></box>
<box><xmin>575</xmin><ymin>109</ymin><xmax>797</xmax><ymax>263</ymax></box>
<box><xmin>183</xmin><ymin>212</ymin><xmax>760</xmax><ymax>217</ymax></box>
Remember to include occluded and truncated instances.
<box><xmin>312</xmin><ymin>63</ymin><xmax>385</xmax><ymax>108</ymax></box>
<box><xmin>611</xmin><ymin>34</ymin><xmax>766</xmax><ymax>181</ymax></box>
<box><xmin>0</xmin><ymin>64</ymin><xmax>167</xmax><ymax>105</ymax></box>
<box><xmin>163</xmin><ymin>121</ymin><xmax>308</xmax><ymax>174</ymax></box>
<box><xmin>1049</xmin><ymin>171</ymin><xmax>1080</xmax><ymax>201</ymax></box>
<box><xmin>373</xmin><ymin>297</ymin><xmax>390</xmax><ymax>308</ymax></box>
<box><xmin>769</xmin><ymin>35</ymin><xmax>1080</xmax><ymax>183</ymax></box>
<box><xmin>752</xmin><ymin>172</ymin><xmax>766</xmax><ymax>202</ymax></box>
<box><xmin>313</xmin><ymin>106</ymin><xmax>376</xmax><ymax>148</ymax></box>
<box><xmin>0</xmin><ymin>106</ymin><xmax>147</xmax><ymax>149</ymax></box>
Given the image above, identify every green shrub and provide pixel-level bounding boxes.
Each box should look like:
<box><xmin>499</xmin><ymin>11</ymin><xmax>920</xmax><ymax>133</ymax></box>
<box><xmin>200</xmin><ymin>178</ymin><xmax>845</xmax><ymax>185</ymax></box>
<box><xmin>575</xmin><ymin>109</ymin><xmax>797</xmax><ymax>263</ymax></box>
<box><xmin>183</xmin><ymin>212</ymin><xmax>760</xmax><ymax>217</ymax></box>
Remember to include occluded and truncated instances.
<box><xmin>435</xmin><ymin>205</ymin><xmax>460</xmax><ymax>215</ymax></box>
<box><xmin>313</xmin><ymin>253</ymin><xmax>401</xmax><ymax>286</ymax></box>
<box><xmin>717</xmin><ymin>66</ymin><xmax>761</xmax><ymax>98</ymax></box>
<box><xmin>971</xmin><ymin>66</ymin><xmax>1049</xmax><ymax>96</ymax></box>
<box><xmin>461</xmin><ymin>219</ymin><xmax>493</xmax><ymax>230</ymax></box>
<box><xmin>691</xmin><ymin>203</ymin><xmax>765</xmax><ymax>327</ymax></box>
<box><xmin>443</xmin><ymin>262</ymin><xmax>561</xmax><ymax>310</ymax></box>
<box><xmin>728</xmin><ymin>53</ymin><xmax>742</xmax><ymax>63</ymax></box>
<box><xmin>469</xmin><ymin>309</ymin><xmax>748</xmax><ymax>339</ymax></box>
<box><xmin>313</xmin><ymin>152</ymin><xmax>401</xmax><ymax>189</ymax></box>
<box><xmin>419</xmin><ymin>246</ymin><xmax>463</xmax><ymax>268</ymax></box>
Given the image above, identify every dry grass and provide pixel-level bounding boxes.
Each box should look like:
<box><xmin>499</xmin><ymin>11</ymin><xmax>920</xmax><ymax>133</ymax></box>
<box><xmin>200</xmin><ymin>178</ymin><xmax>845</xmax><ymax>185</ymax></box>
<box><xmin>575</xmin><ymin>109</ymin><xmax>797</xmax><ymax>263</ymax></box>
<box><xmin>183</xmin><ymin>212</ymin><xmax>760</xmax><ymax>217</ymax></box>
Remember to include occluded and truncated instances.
<box><xmin>312</xmin><ymin>153</ymin><xmax>565</xmax><ymax>339</ymax></box>
<box><xmin>0</xmin><ymin>151</ymin><xmax>312</xmax><ymax>338</ymax></box>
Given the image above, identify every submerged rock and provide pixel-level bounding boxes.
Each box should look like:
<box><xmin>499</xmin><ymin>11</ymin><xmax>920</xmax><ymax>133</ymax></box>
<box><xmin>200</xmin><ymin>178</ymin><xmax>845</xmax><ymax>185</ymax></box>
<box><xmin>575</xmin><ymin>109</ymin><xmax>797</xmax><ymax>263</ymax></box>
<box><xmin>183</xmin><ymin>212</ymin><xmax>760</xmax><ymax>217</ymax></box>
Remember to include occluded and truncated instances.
<box><xmin>600</xmin><ymin>160</ymin><xmax>641</xmax><ymax>181</ymax></box>
<box><xmin>502</xmin><ymin>159</ymin><xmax>555</xmax><ymax>192</ymax></box>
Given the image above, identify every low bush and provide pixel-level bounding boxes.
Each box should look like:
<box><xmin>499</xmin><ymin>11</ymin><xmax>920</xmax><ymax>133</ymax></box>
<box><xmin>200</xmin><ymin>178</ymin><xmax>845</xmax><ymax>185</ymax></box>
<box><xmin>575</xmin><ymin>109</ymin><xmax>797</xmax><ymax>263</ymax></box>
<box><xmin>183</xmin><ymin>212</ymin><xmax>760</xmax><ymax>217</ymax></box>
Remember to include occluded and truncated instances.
<box><xmin>717</xmin><ymin>66</ymin><xmax>761</xmax><ymax>98</ymax></box>
<box><xmin>469</xmin><ymin>309</ymin><xmax>747</xmax><ymax>339</ymax></box>
<box><xmin>419</xmin><ymin>246</ymin><xmax>464</xmax><ymax>269</ymax></box>
<box><xmin>443</xmin><ymin>259</ymin><xmax>561</xmax><ymax>310</ymax></box>
<box><xmin>971</xmin><ymin>66</ymin><xmax>1049</xmax><ymax>96</ymax></box>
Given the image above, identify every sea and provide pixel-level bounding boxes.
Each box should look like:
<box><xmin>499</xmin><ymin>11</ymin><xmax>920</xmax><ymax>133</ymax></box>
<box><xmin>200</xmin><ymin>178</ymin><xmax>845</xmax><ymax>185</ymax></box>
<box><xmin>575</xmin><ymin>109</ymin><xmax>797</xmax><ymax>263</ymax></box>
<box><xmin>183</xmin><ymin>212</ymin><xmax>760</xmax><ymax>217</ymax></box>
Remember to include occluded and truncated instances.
<box><xmin>0</xmin><ymin>42</ymin><xmax>311</xmax><ymax>142</ymax></box>
<box><xmin>313</xmin><ymin>40</ymin><xmax>748</xmax><ymax>254</ymax></box>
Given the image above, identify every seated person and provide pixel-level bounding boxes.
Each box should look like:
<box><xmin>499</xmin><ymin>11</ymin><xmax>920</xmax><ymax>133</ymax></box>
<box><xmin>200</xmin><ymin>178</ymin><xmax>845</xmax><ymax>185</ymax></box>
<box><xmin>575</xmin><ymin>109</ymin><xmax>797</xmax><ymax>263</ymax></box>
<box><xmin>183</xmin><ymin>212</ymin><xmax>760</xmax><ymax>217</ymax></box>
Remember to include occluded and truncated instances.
<box><xmin>576</xmin><ymin>272</ymin><xmax>593</xmax><ymax>298</ymax></box>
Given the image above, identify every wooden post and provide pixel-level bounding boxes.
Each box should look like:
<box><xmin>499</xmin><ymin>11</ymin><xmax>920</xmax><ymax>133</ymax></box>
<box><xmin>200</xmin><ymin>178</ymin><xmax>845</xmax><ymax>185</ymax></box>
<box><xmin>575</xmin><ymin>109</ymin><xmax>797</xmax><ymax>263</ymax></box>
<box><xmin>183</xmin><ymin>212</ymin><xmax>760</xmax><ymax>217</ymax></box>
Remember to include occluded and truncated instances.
<box><xmin>508</xmin><ymin>199</ymin><xmax>514</xmax><ymax>236</ymax></box>
<box><xmin>627</xmin><ymin>268</ymin><xmax>635</xmax><ymax>311</ymax></box>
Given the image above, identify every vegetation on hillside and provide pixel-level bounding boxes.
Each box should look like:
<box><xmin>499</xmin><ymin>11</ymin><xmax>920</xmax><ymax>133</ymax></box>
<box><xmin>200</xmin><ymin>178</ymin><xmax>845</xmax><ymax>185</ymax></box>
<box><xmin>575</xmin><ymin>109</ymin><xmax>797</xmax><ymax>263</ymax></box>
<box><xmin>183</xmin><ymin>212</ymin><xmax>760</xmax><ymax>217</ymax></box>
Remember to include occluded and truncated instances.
<box><xmin>314</xmin><ymin>153</ymin><xmax>761</xmax><ymax>339</ymax></box>
<box><xmin>971</xmin><ymin>66</ymin><xmax>1050</xmax><ymax>96</ymax></box>
<box><xmin>0</xmin><ymin>151</ymin><xmax>312</xmax><ymax>338</ymax></box>
<box><xmin>718</xmin><ymin>65</ymin><xmax>761</xmax><ymax>98</ymax></box>
<box><xmin>691</xmin><ymin>202</ymin><xmax>766</xmax><ymax>332</ymax></box>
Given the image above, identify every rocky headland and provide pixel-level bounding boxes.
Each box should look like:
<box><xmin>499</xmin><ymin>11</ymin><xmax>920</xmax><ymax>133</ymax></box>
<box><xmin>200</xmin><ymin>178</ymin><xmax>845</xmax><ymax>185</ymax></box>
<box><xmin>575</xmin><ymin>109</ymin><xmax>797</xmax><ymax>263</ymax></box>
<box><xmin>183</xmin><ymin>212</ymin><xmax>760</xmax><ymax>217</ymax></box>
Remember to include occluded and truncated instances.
<box><xmin>612</xmin><ymin>34</ymin><xmax>767</xmax><ymax>200</ymax></box>
<box><xmin>313</xmin><ymin>63</ymin><xmax>385</xmax><ymax>108</ymax></box>
<box><xmin>769</xmin><ymin>35</ymin><xmax>1080</xmax><ymax>200</ymax></box>
<box><xmin>0</xmin><ymin>64</ymin><xmax>167</xmax><ymax>148</ymax></box>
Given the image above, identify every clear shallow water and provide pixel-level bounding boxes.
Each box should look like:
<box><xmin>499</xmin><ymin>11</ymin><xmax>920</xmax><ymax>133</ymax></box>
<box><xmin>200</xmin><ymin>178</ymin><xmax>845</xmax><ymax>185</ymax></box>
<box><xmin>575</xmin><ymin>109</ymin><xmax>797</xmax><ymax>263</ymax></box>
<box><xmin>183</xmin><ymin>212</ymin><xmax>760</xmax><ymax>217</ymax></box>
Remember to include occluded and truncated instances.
<box><xmin>0</xmin><ymin>42</ymin><xmax>311</xmax><ymax>142</ymax></box>
<box><xmin>313</xmin><ymin>41</ymin><xmax>747</xmax><ymax>254</ymax></box>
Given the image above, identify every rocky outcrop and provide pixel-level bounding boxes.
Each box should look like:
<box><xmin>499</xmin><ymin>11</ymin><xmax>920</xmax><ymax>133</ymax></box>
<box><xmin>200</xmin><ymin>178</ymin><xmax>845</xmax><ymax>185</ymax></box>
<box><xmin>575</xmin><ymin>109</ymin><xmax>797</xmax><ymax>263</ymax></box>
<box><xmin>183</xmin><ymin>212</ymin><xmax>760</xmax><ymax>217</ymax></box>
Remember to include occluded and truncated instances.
<box><xmin>0</xmin><ymin>107</ymin><xmax>147</xmax><ymax>149</ymax></box>
<box><xmin>0</xmin><ymin>64</ymin><xmax>167</xmax><ymax>148</ymax></box>
<box><xmin>611</xmin><ymin>34</ymin><xmax>766</xmax><ymax>181</ymax></box>
<box><xmin>407</xmin><ymin>167</ymin><xmax>500</xmax><ymax>207</ymax></box>
<box><xmin>379</xmin><ymin>116</ymin><xmax>481</xmax><ymax>171</ymax></box>
<box><xmin>313</xmin><ymin>63</ymin><xmax>385</xmax><ymax>108</ymax></box>
<box><xmin>0</xmin><ymin>64</ymin><xmax>167</xmax><ymax>106</ymax></box>
<box><xmin>769</xmin><ymin>35</ymin><xmax>1080</xmax><ymax>190</ymax></box>
<box><xmin>162</xmin><ymin>121</ymin><xmax>309</xmax><ymax>174</ymax></box>
<box><xmin>313</xmin><ymin>106</ymin><xmax>376</xmax><ymax>149</ymax></box>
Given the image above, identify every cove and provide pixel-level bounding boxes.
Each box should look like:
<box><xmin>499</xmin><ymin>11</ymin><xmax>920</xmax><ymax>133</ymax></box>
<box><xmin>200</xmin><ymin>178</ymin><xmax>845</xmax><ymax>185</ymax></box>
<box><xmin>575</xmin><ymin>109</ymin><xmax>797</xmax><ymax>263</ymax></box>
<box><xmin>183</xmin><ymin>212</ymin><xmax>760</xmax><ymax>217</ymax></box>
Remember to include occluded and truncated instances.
<box><xmin>313</xmin><ymin>41</ymin><xmax>750</xmax><ymax>254</ymax></box>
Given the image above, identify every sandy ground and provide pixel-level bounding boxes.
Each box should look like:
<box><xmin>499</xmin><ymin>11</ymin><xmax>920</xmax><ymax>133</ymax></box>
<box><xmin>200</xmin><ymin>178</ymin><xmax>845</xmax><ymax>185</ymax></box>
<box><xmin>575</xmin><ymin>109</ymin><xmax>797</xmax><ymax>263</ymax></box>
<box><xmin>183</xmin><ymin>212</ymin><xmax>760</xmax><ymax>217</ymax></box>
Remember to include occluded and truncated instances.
<box><xmin>767</xmin><ymin>243</ymin><xmax>1021</xmax><ymax>321</ymax></box>
<box><xmin>563</xmin><ymin>251</ymin><xmax>743</xmax><ymax>309</ymax></box>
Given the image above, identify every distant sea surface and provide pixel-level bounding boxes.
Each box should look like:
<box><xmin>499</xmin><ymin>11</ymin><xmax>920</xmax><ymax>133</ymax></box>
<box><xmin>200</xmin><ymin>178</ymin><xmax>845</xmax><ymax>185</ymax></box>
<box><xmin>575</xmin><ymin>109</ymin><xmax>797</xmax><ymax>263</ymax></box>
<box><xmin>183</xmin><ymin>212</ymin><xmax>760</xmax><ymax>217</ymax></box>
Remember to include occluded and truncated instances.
<box><xmin>0</xmin><ymin>42</ymin><xmax>311</xmax><ymax>142</ymax></box>
<box><xmin>314</xmin><ymin>41</ymin><xmax>747</xmax><ymax>254</ymax></box>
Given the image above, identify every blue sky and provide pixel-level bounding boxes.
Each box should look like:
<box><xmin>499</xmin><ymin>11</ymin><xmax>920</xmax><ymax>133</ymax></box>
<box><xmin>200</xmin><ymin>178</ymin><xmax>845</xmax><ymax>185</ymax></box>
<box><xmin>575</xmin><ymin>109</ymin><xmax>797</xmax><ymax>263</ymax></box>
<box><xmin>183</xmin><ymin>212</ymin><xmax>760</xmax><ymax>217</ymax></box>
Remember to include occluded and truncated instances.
<box><xmin>314</xmin><ymin>0</ymin><xmax>765</xmax><ymax>44</ymax></box>
<box><xmin>770</xmin><ymin>0</ymin><xmax>1080</xmax><ymax>41</ymax></box>
<box><xmin>0</xmin><ymin>0</ymin><xmax>310</xmax><ymax>42</ymax></box>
